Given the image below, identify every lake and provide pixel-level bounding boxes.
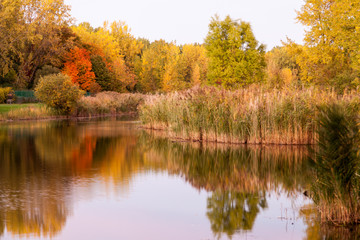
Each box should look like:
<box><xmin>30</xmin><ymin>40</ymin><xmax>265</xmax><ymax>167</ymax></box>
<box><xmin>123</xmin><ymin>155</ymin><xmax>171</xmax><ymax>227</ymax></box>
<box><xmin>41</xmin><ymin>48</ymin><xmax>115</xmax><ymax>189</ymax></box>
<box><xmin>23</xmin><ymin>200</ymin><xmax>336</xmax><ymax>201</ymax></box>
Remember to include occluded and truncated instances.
<box><xmin>0</xmin><ymin>118</ymin><xmax>354</xmax><ymax>239</ymax></box>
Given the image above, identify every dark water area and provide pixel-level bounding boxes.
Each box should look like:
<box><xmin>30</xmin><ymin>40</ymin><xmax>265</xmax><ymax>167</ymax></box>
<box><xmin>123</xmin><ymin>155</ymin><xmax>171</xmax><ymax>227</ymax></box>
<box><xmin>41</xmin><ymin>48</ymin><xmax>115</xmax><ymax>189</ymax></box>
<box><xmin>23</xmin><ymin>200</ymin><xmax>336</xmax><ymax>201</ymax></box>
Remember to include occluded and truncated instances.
<box><xmin>0</xmin><ymin>118</ymin><xmax>357</xmax><ymax>239</ymax></box>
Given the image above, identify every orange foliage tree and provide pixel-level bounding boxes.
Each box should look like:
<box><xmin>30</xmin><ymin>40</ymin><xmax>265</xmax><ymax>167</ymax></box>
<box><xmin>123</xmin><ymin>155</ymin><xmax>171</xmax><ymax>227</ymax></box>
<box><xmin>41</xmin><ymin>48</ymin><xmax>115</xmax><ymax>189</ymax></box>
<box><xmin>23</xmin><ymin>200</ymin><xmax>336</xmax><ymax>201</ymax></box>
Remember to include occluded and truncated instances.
<box><xmin>63</xmin><ymin>47</ymin><xmax>96</xmax><ymax>91</ymax></box>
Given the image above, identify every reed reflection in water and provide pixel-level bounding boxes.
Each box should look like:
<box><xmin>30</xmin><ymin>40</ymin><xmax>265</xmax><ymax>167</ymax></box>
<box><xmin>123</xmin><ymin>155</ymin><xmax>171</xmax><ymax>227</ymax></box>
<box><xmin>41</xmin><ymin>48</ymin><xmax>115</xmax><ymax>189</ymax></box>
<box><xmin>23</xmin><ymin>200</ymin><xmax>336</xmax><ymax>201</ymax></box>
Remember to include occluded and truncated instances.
<box><xmin>0</xmin><ymin>119</ymin><xmax>357</xmax><ymax>239</ymax></box>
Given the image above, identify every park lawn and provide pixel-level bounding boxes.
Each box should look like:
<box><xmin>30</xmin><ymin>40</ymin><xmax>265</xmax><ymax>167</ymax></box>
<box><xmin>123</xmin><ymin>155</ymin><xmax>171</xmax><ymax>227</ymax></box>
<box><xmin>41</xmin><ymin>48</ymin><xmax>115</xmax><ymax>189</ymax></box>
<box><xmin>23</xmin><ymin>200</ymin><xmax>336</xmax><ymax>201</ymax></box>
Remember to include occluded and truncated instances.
<box><xmin>0</xmin><ymin>103</ymin><xmax>42</xmax><ymax>114</ymax></box>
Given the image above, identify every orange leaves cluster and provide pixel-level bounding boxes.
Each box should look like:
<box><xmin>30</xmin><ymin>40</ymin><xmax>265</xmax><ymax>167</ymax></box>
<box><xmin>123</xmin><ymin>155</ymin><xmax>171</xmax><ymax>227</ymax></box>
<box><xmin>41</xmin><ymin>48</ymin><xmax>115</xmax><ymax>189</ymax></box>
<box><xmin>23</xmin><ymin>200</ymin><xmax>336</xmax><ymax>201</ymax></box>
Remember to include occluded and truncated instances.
<box><xmin>63</xmin><ymin>47</ymin><xmax>96</xmax><ymax>91</ymax></box>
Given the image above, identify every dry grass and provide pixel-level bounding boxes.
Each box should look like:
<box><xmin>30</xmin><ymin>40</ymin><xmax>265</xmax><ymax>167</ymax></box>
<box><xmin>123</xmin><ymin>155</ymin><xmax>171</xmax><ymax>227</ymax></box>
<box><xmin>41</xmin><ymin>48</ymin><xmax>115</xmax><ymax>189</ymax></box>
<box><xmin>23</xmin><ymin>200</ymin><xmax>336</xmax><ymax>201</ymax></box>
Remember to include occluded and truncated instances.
<box><xmin>140</xmin><ymin>86</ymin><xmax>360</xmax><ymax>145</ymax></box>
<box><xmin>76</xmin><ymin>91</ymin><xmax>145</xmax><ymax>117</ymax></box>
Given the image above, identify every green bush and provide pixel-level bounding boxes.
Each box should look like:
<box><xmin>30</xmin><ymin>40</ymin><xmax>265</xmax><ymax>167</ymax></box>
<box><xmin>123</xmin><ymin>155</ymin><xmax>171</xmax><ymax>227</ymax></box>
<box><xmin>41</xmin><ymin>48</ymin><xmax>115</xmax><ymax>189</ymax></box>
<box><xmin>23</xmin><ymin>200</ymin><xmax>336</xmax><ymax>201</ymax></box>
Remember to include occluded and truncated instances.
<box><xmin>0</xmin><ymin>87</ymin><xmax>13</xmax><ymax>103</ymax></box>
<box><xmin>34</xmin><ymin>73</ymin><xmax>84</xmax><ymax>114</ymax></box>
<box><xmin>33</xmin><ymin>65</ymin><xmax>61</xmax><ymax>88</ymax></box>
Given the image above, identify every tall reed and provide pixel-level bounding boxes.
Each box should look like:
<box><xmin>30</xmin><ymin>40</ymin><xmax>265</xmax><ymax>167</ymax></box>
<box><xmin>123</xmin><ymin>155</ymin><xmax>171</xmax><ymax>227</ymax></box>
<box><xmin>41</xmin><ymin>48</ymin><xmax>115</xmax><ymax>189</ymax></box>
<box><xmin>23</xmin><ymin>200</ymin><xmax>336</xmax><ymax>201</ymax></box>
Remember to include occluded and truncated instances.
<box><xmin>311</xmin><ymin>104</ymin><xmax>360</xmax><ymax>225</ymax></box>
<box><xmin>140</xmin><ymin>86</ymin><xmax>360</xmax><ymax>145</ymax></box>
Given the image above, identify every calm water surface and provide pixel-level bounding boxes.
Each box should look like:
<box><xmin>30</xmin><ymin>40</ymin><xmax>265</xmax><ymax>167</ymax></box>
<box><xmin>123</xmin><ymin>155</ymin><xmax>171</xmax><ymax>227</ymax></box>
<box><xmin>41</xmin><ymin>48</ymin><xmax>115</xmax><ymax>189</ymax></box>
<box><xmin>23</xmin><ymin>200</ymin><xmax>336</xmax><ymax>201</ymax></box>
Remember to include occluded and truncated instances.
<box><xmin>0</xmin><ymin>119</ymin><xmax>352</xmax><ymax>239</ymax></box>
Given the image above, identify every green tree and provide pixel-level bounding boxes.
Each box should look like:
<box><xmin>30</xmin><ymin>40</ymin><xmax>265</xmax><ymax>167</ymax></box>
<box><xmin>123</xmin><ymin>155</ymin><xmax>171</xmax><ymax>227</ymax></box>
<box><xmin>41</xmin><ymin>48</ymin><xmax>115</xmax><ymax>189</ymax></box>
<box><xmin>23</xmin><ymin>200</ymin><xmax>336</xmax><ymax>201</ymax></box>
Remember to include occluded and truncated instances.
<box><xmin>207</xmin><ymin>191</ymin><xmax>267</xmax><ymax>238</ymax></box>
<box><xmin>90</xmin><ymin>55</ymin><xmax>112</xmax><ymax>91</ymax></box>
<box><xmin>204</xmin><ymin>15</ymin><xmax>265</xmax><ymax>88</ymax></box>
<box><xmin>33</xmin><ymin>65</ymin><xmax>61</xmax><ymax>88</ymax></box>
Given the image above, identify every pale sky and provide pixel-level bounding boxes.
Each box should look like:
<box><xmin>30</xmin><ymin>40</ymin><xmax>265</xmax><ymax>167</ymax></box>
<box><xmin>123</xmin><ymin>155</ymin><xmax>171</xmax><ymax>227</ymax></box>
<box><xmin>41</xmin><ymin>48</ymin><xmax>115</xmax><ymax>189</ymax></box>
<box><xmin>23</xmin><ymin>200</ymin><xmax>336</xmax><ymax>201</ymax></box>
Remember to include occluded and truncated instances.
<box><xmin>64</xmin><ymin>0</ymin><xmax>305</xmax><ymax>50</ymax></box>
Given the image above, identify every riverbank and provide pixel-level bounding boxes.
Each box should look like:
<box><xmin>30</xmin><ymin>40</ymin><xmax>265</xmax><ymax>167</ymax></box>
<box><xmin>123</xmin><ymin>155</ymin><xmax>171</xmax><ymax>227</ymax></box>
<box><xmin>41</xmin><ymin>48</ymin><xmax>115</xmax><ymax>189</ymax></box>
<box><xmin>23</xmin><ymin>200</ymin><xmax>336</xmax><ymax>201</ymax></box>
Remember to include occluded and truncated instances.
<box><xmin>139</xmin><ymin>86</ymin><xmax>360</xmax><ymax>145</ymax></box>
<box><xmin>0</xmin><ymin>92</ymin><xmax>144</xmax><ymax>122</ymax></box>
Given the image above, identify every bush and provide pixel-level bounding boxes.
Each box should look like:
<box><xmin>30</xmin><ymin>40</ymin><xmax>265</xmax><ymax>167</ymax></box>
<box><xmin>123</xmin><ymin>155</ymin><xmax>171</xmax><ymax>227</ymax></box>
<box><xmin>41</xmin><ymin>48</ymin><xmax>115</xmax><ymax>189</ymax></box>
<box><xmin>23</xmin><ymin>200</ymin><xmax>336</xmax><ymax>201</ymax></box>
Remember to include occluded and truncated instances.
<box><xmin>0</xmin><ymin>87</ymin><xmax>13</xmax><ymax>103</ymax></box>
<box><xmin>34</xmin><ymin>73</ymin><xmax>84</xmax><ymax>114</ymax></box>
<box><xmin>33</xmin><ymin>65</ymin><xmax>61</xmax><ymax>88</ymax></box>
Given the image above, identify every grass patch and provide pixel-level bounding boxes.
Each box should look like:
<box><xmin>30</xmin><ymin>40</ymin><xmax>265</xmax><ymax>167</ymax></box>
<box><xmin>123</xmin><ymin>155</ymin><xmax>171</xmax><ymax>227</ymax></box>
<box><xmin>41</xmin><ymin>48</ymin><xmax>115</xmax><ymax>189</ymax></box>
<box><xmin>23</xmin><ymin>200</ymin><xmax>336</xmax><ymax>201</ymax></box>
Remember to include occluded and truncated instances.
<box><xmin>0</xmin><ymin>104</ymin><xmax>58</xmax><ymax>121</ymax></box>
<box><xmin>0</xmin><ymin>104</ymin><xmax>42</xmax><ymax>114</ymax></box>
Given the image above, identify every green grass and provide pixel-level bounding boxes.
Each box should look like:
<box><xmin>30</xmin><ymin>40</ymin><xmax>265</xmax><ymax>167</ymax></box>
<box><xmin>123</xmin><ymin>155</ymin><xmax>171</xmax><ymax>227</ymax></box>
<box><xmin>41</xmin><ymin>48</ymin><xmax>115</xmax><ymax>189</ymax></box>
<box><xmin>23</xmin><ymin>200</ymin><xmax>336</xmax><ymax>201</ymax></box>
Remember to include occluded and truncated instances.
<box><xmin>0</xmin><ymin>104</ymin><xmax>42</xmax><ymax>114</ymax></box>
<box><xmin>0</xmin><ymin>104</ymin><xmax>57</xmax><ymax>121</ymax></box>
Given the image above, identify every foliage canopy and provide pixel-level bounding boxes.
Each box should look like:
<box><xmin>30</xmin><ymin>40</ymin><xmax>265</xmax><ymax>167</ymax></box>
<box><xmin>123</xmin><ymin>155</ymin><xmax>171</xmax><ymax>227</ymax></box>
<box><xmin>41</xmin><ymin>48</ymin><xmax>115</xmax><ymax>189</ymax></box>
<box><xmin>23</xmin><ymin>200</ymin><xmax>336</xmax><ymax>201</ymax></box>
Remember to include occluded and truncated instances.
<box><xmin>204</xmin><ymin>15</ymin><xmax>265</xmax><ymax>88</ymax></box>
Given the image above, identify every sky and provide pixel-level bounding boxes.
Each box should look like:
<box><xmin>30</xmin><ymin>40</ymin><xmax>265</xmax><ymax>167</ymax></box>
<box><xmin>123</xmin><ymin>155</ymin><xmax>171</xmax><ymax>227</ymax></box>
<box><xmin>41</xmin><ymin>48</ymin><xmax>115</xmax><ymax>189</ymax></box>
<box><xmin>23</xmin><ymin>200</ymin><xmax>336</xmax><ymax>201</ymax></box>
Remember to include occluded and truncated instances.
<box><xmin>64</xmin><ymin>0</ymin><xmax>305</xmax><ymax>51</ymax></box>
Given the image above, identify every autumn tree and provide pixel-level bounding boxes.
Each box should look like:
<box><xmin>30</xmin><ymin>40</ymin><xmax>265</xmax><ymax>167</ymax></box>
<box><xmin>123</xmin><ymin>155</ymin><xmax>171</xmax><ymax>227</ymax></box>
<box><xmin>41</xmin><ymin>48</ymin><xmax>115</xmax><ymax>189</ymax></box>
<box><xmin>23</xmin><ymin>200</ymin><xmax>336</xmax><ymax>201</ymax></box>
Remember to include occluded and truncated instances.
<box><xmin>105</xmin><ymin>21</ymin><xmax>144</xmax><ymax>70</ymax></box>
<box><xmin>162</xmin><ymin>44</ymin><xmax>209</xmax><ymax>91</ymax></box>
<box><xmin>73</xmin><ymin>23</ymin><xmax>137</xmax><ymax>92</ymax></box>
<box><xmin>204</xmin><ymin>15</ymin><xmax>265</xmax><ymax>88</ymax></box>
<box><xmin>8</xmin><ymin>0</ymin><xmax>75</xmax><ymax>88</ymax></box>
<box><xmin>72</xmin><ymin>24</ymin><xmax>119</xmax><ymax>62</ymax></box>
<box><xmin>177</xmin><ymin>44</ymin><xmax>208</xmax><ymax>86</ymax></box>
<box><xmin>265</xmin><ymin>46</ymin><xmax>299</xmax><ymax>88</ymax></box>
<box><xmin>63</xmin><ymin>47</ymin><xmax>95</xmax><ymax>91</ymax></box>
<box><xmin>139</xmin><ymin>40</ymin><xmax>180</xmax><ymax>92</ymax></box>
<box><xmin>296</xmin><ymin>0</ymin><xmax>360</xmax><ymax>89</ymax></box>
<box><xmin>0</xmin><ymin>0</ymin><xmax>24</xmax><ymax>79</ymax></box>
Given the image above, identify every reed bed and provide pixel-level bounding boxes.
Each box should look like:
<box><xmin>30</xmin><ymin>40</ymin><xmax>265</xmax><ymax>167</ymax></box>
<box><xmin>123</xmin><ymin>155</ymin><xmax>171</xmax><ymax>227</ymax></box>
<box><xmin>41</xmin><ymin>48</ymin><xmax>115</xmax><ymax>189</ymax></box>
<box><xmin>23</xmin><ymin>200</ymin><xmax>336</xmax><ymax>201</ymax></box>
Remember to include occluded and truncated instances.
<box><xmin>76</xmin><ymin>92</ymin><xmax>145</xmax><ymax>117</ymax></box>
<box><xmin>140</xmin><ymin>86</ymin><xmax>360</xmax><ymax>145</ymax></box>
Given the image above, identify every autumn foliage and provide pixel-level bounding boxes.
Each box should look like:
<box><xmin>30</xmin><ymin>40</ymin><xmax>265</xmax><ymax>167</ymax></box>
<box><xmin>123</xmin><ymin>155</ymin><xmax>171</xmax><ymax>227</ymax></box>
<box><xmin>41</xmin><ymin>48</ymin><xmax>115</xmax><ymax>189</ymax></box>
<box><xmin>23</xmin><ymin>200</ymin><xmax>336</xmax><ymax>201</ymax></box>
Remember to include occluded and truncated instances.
<box><xmin>63</xmin><ymin>47</ymin><xmax>96</xmax><ymax>91</ymax></box>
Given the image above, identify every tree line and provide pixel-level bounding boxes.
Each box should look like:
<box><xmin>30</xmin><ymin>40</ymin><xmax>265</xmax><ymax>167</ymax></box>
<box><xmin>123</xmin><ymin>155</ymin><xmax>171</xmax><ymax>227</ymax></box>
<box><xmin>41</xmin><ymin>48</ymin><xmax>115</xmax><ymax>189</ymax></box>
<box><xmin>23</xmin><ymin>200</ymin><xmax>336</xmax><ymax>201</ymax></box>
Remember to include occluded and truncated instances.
<box><xmin>0</xmin><ymin>0</ymin><xmax>359</xmax><ymax>93</ymax></box>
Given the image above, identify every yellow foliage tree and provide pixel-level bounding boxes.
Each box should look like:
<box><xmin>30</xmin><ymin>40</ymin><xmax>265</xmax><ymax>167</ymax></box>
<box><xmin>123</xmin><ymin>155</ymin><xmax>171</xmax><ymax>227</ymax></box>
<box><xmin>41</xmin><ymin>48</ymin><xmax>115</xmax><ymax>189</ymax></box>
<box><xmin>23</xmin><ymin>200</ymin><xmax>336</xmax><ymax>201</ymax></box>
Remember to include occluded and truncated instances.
<box><xmin>72</xmin><ymin>24</ymin><xmax>120</xmax><ymax>62</ymax></box>
<box><xmin>104</xmin><ymin>21</ymin><xmax>144</xmax><ymax>70</ymax></box>
<box><xmin>296</xmin><ymin>0</ymin><xmax>360</xmax><ymax>88</ymax></box>
<box><xmin>177</xmin><ymin>44</ymin><xmax>208</xmax><ymax>86</ymax></box>
<box><xmin>139</xmin><ymin>40</ymin><xmax>180</xmax><ymax>92</ymax></box>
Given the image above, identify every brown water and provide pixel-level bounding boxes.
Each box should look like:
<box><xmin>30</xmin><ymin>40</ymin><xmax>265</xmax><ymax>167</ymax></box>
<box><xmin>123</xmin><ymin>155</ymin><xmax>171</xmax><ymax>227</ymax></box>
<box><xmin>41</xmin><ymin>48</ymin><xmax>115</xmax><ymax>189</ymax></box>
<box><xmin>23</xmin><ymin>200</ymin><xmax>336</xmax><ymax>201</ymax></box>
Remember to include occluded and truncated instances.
<box><xmin>0</xmin><ymin>118</ymin><xmax>356</xmax><ymax>239</ymax></box>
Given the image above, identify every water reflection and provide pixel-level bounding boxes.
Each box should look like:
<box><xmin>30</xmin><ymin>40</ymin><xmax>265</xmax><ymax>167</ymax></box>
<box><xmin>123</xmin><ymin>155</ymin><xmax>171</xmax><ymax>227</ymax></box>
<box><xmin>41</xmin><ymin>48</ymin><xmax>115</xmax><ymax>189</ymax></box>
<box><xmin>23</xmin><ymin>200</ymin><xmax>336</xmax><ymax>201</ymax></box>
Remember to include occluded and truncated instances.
<box><xmin>0</xmin><ymin>120</ymin><xmax>356</xmax><ymax>239</ymax></box>
<box><xmin>207</xmin><ymin>191</ymin><xmax>267</xmax><ymax>238</ymax></box>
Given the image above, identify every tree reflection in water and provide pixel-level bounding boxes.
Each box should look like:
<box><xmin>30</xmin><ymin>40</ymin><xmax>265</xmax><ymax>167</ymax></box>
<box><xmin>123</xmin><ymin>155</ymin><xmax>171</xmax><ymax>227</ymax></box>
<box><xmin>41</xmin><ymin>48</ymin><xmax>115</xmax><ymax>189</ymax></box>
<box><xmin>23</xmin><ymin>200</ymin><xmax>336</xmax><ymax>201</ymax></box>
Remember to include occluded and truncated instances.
<box><xmin>207</xmin><ymin>191</ymin><xmax>267</xmax><ymax>238</ymax></box>
<box><xmin>0</xmin><ymin>120</ymin><xmax>355</xmax><ymax>239</ymax></box>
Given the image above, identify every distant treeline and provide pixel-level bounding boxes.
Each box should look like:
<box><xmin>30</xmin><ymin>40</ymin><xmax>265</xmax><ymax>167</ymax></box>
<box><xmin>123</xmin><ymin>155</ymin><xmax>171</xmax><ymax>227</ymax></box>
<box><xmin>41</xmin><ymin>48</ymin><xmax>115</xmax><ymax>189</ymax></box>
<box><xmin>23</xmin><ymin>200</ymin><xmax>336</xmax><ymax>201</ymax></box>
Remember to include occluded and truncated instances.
<box><xmin>0</xmin><ymin>0</ymin><xmax>359</xmax><ymax>92</ymax></box>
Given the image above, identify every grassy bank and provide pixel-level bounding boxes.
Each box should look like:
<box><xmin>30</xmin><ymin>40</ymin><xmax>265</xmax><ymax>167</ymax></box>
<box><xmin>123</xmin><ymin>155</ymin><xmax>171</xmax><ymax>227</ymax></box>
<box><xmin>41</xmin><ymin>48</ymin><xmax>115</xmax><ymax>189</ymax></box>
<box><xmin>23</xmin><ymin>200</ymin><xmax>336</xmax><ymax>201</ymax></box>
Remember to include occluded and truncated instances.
<box><xmin>139</xmin><ymin>86</ymin><xmax>360</xmax><ymax>145</ymax></box>
<box><xmin>0</xmin><ymin>104</ymin><xmax>58</xmax><ymax>121</ymax></box>
<box><xmin>0</xmin><ymin>104</ymin><xmax>41</xmax><ymax>114</ymax></box>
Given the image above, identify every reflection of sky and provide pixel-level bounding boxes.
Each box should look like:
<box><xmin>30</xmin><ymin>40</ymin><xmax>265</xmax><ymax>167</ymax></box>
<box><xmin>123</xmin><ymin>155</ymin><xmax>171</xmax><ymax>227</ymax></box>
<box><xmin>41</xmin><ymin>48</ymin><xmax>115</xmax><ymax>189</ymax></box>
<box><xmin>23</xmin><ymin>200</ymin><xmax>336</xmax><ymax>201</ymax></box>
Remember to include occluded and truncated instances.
<box><xmin>251</xmin><ymin>192</ymin><xmax>312</xmax><ymax>240</ymax></box>
<box><xmin>2</xmin><ymin>172</ymin><xmax>310</xmax><ymax>240</ymax></box>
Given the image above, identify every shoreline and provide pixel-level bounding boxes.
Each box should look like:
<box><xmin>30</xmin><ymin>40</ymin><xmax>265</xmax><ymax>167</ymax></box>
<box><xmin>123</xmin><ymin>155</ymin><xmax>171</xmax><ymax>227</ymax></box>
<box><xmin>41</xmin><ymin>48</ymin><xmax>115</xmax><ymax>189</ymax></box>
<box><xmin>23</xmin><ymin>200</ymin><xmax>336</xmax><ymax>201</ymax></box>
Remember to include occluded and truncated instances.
<box><xmin>141</xmin><ymin>127</ymin><xmax>316</xmax><ymax>146</ymax></box>
<box><xmin>0</xmin><ymin>112</ymin><xmax>138</xmax><ymax>123</ymax></box>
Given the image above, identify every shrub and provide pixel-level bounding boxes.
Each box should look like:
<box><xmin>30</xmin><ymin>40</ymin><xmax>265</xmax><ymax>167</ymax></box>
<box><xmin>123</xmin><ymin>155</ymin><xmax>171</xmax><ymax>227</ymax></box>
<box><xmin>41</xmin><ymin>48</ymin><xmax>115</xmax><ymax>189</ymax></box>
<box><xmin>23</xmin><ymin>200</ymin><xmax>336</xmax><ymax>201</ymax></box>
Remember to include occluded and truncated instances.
<box><xmin>34</xmin><ymin>73</ymin><xmax>84</xmax><ymax>114</ymax></box>
<box><xmin>0</xmin><ymin>87</ymin><xmax>13</xmax><ymax>103</ymax></box>
<box><xmin>33</xmin><ymin>65</ymin><xmax>61</xmax><ymax>88</ymax></box>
